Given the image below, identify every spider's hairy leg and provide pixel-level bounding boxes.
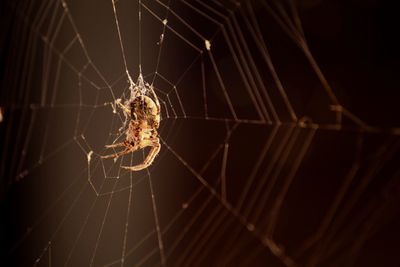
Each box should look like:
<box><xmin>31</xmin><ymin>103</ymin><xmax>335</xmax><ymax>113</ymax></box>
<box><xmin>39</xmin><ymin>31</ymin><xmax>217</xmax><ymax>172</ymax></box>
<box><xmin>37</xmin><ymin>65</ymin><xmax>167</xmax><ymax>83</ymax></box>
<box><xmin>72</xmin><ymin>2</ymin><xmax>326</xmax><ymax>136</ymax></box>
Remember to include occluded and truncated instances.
<box><xmin>122</xmin><ymin>141</ymin><xmax>160</xmax><ymax>171</ymax></box>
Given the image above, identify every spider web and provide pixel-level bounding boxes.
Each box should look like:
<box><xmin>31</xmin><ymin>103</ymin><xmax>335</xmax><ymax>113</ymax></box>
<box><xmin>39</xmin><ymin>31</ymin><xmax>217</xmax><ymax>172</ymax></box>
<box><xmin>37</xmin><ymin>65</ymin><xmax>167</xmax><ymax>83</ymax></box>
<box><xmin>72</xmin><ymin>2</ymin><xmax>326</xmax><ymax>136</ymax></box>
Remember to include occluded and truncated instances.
<box><xmin>1</xmin><ymin>0</ymin><xmax>400</xmax><ymax>266</ymax></box>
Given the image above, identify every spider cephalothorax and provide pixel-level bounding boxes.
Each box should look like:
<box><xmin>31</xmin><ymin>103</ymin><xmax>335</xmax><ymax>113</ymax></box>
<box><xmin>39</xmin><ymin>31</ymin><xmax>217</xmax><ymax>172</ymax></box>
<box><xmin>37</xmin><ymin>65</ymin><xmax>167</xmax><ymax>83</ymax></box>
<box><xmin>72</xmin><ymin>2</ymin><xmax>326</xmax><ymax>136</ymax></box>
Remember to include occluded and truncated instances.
<box><xmin>102</xmin><ymin>74</ymin><xmax>161</xmax><ymax>171</ymax></box>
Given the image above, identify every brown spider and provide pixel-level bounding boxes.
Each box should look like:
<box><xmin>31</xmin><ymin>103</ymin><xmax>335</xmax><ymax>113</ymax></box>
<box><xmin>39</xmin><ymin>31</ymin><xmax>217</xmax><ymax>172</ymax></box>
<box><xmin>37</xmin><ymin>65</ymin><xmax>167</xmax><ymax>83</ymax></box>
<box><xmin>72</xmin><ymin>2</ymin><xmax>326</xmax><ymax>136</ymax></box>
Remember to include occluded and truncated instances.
<box><xmin>102</xmin><ymin>74</ymin><xmax>161</xmax><ymax>171</ymax></box>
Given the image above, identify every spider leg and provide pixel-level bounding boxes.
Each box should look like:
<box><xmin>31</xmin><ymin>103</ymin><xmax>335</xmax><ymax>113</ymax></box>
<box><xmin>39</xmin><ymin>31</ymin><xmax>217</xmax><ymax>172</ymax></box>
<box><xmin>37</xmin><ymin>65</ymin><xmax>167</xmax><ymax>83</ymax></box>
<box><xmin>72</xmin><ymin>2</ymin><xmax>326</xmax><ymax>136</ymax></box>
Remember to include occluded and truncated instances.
<box><xmin>122</xmin><ymin>141</ymin><xmax>160</xmax><ymax>171</ymax></box>
<box><xmin>104</xmin><ymin>142</ymin><xmax>125</xmax><ymax>148</ymax></box>
<box><xmin>101</xmin><ymin>147</ymin><xmax>133</xmax><ymax>159</ymax></box>
<box><xmin>117</xmin><ymin>101</ymin><xmax>131</xmax><ymax>115</ymax></box>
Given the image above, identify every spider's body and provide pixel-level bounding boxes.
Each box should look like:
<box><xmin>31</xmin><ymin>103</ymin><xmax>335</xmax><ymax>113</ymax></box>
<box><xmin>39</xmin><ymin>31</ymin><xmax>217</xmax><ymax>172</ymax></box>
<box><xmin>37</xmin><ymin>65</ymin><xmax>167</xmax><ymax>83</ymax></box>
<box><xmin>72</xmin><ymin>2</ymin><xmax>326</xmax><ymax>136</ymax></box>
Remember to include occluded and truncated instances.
<box><xmin>130</xmin><ymin>95</ymin><xmax>160</xmax><ymax>128</ymax></box>
<box><xmin>102</xmin><ymin>75</ymin><xmax>161</xmax><ymax>171</ymax></box>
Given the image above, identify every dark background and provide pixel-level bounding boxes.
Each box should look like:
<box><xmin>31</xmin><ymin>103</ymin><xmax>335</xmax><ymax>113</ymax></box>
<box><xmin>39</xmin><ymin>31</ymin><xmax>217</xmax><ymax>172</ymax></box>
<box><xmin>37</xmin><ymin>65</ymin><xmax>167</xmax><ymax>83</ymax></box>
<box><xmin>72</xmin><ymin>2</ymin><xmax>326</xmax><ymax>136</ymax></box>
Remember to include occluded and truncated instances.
<box><xmin>1</xmin><ymin>0</ymin><xmax>400</xmax><ymax>266</ymax></box>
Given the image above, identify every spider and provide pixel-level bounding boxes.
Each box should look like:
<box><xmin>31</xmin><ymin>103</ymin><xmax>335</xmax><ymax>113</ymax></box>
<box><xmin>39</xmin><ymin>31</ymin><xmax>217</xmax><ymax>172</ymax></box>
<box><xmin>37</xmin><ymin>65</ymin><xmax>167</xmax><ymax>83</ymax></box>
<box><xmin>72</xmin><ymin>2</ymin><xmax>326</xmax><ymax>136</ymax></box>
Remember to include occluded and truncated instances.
<box><xmin>102</xmin><ymin>74</ymin><xmax>161</xmax><ymax>171</ymax></box>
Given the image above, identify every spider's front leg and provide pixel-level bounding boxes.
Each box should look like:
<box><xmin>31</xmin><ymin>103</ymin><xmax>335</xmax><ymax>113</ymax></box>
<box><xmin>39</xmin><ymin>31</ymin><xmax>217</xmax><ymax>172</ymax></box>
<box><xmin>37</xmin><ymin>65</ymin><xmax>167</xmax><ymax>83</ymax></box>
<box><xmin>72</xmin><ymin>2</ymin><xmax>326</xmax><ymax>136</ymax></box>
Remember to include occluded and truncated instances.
<box><xmin>116</xmin><ymin>100</ymin><xmax>131</xmax><ymax>116</ymax></box>
<box><xmin>121</xmin><ymin>140</ymin><xmax>160</xmax><ymax>171</ymax></box>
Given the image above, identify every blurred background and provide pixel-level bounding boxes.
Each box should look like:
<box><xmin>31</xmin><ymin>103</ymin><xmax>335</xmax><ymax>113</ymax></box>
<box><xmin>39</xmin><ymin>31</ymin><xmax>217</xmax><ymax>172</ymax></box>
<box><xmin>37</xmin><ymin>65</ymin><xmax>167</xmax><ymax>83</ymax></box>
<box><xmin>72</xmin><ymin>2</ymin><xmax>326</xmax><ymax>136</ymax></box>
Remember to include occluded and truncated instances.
<box><xmin>1</xmin><ymin>0</ymin><xmax>400</xmax><ymax>266</ymax></box>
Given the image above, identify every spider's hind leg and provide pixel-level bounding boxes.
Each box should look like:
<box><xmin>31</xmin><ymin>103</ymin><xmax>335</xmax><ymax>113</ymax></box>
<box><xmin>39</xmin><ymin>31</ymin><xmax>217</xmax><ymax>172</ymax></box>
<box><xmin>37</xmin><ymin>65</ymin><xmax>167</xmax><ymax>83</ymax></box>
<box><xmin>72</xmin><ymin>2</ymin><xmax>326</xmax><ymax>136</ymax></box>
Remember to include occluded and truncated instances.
<box><xmin>121</xmin><ymin>141</ymin><xmax>160</xmax><ymax>171</ymax></box>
